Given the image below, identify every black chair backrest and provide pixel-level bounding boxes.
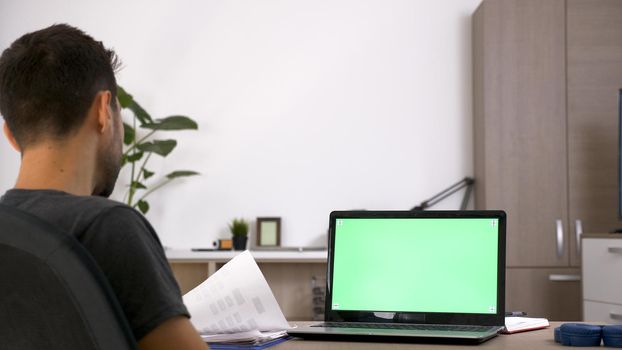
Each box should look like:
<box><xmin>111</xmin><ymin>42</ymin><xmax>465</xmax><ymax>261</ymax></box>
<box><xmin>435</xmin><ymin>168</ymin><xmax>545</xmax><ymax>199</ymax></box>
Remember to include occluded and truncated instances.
<box><xmin>0</xmin><ymin>204</ymin><xmax>138</xmax><ymax>350</ymax></box>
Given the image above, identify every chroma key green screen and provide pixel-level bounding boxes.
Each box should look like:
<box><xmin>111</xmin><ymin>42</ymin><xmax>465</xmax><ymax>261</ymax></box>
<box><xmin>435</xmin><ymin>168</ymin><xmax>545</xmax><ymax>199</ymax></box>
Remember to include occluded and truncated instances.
<box><xmin>331</xmin><ymin>218</ymin><xmax>499</xmax><ymax>314</ymax></box>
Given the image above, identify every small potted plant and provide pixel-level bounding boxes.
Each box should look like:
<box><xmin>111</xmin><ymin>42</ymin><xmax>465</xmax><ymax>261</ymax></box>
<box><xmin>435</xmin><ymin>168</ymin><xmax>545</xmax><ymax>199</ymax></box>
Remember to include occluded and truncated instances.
<box><xmin>229</xmin><ymin>218</ymin><xmax>249</xmax><ymax>250</ymax></box>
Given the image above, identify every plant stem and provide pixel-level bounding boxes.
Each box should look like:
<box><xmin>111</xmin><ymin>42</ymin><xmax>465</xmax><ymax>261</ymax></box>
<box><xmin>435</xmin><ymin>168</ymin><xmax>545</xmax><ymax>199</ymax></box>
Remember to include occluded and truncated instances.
<box><xmin>133</xmin><ymin>178</ymin><xmax>173</xmax><ymax>205</ymax></box>
<box><xmin>122</xmin><ymin>130</ymin><xmax>156</xmax><ymax>157</ymax></box>
<box><xmin>127</xmin><ymin>152</ymin><xmax>153</xmax><ymax>206</ymax></box>
<box><xmin>137</xmin><ymin>152</ymin><xmax>153</xmax><ymax>180</ymax></box>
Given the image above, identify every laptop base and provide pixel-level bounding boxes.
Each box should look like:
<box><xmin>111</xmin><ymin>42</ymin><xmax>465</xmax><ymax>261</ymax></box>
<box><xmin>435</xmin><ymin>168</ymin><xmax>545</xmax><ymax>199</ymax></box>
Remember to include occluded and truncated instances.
<box><xmin>287</xmin><ymin>327</ymin><xmax>501</xmax><ymax>344</ymax></box>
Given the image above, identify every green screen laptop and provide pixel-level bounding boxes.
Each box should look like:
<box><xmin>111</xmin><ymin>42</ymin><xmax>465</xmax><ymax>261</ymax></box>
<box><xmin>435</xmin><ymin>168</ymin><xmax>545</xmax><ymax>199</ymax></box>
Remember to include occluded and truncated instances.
<box><xmin>288</xmin><ymin>210</ymin><xmax>506</xmax><ymax>343</ymax></box>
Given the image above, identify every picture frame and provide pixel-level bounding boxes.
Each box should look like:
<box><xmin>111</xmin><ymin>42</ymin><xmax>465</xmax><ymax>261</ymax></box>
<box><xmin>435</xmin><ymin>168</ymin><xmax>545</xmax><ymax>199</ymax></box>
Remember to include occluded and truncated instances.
<box><xmin>256</xmin><ymin>217</ymin><xmax>281</xmax><ymax>247</ymax></box>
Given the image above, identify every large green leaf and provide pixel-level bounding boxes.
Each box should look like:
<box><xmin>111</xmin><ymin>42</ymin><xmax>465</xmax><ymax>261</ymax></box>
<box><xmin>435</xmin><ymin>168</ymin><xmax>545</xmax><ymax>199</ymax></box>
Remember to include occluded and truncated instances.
<box><xmin>136</xmin><ymin>139</ymin><xmax>177</xmax><ymax>156</ymax></box>
<box><xmin>117</xmin><ymin>86</ymin><xmax>153</xmax><ymax>124</ymax></box>
<box><xmin>123</xmin><ymin>122</ymin><xmax>135</xmax><ymax>145</ymax></box>
<box><xmin>131</xmin><ymin>181</ymin><xmax>147</xmax><ymax>189</ymax></box>
<box><xmin>166</xmin><ymin>170</ymin><xmax>200</xmax><ymax>179</ymax></box>
<box><xmin>117</xmin><ymin>86</ymin><xmax>133</xmax><ymax>108</ymax></box>
<box><xmin>137</xmin><ymin>200</ymin><xmax>150</xmax><ymax>214</ymax></box>
<box><xmin>128</xmin><ymin>100</ymin><xmax>152</xmax><ymax>125</ymax></box>
<box><xmin>141</xmin><ymin>116</ymin><xmax>198</xmax><ymax>131</ymax></box>
<box><xmin>143</xmin><ymin>169</ymin><xmax>154</xmax><ymax>180</ymax></box>
<box><xmin>126</xmin><ymin>151</ymin><xmax>144</xmax><ymax>163</ymax></box>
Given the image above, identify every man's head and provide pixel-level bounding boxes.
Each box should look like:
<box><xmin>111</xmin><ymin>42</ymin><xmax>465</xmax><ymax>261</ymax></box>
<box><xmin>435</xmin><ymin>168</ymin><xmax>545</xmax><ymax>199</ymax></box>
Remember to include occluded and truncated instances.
<box><xmin>0</xmin><ymin>24</ymin><xmax>123</xmax><ymax>197</ymax></box>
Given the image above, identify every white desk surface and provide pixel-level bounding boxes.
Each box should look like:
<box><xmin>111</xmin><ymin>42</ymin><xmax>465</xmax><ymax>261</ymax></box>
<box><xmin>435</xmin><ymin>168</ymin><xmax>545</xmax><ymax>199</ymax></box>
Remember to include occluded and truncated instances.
<box><xmin>165</xmin><ymin>249</ymin><xmax>328</xmax><ymax>263</ymax></box>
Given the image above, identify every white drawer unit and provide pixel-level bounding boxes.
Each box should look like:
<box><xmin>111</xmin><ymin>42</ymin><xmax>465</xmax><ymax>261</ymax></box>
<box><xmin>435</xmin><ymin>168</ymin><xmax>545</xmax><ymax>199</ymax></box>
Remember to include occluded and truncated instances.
<box><xmin>584</xmin><ymin>300</ymin><xmax>622</xmax><ymax>323</ymax></box>
<box><xmin>582</xmin><ymin>235</ymin><xmax>622</xmax><ymax>322</ymax></box>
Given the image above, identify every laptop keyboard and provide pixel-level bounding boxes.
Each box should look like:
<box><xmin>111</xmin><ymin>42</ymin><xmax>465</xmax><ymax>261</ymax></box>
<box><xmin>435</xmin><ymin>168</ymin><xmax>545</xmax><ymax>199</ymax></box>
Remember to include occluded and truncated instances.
<box><xmin>311</xmin><ymin>322</ymin><xmax>494</xmax><ymax>333</ymax></box>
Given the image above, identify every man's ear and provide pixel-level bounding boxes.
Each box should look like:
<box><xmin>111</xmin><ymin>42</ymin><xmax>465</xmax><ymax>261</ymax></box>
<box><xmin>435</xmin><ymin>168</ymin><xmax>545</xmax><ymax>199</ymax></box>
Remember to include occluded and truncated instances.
<box><xmin>95</xmin><ymin>90</ymin><xmax>113</xmax><ymax>134</ymax></box>
<box><xmin>3</xmin><ymin>123</ymin><xmax>21</xmax><ymax>152</ymax></box>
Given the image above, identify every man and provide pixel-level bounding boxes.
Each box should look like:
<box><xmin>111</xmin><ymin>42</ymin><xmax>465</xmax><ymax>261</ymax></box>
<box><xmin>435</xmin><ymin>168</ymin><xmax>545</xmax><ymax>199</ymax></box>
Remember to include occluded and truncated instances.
<box><xmin>0</xmin><ymin>24</ymin><xmax>208</xmax><ymax>349</ymax></box>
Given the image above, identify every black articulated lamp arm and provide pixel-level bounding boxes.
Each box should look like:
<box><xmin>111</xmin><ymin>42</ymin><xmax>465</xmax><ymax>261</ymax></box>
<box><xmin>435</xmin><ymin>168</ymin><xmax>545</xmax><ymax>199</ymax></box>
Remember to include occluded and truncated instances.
<box><xmin>411</xmin><ymin>177</ymin><xmax>475</xmax><ymax>211</ymax></box>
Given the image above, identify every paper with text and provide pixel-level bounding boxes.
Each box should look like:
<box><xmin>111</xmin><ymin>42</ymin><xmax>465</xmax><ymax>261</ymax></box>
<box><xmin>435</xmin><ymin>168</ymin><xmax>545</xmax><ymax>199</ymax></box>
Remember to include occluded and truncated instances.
<box><xmin>183</xmin><ymin>250</ymin><xmax>289</xmax><ymax>334</ymax></box>
<box><xmin>200</xmin><ymin>330</ymin><xmax>288</xmax><ymax>343</ymax></box>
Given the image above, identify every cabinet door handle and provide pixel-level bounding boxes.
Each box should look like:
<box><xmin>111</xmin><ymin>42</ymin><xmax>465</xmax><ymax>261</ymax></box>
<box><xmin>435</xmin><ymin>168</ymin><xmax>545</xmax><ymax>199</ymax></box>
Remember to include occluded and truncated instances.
<box><xmin>548</xmin><ymin>274</ymin><xmax>581</xmax><ymax>282</ymax></box>
<box><xmin>608</xmin><ymin>247</ymin><xmax>622</xmax><ymax>254</ymax></box>
<box><xmin>610</xmin><ymin>312</ymin><xmax>622</xmax><ymax>321</ymax></box>
<box><xmin>556</xmin><ymin>219</ymin><xmax>564</xmax><ymax>258</ymax></box>
<box><xmin>575</xmin><ymin>220</ymin><xmax>583</xmax><ymax>255</ymax></box>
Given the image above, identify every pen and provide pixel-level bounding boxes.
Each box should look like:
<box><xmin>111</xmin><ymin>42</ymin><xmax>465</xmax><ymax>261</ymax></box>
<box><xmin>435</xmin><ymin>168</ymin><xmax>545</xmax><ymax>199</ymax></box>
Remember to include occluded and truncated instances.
<box><xmin>505</xmin><ymin>311</ymin><xmax>527</xmax><ymax>317</ymax></box>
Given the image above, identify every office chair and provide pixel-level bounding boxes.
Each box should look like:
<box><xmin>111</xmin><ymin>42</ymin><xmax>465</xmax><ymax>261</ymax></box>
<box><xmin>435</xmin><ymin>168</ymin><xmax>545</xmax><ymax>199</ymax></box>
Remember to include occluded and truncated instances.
<box><xmin>0</xmin><ymin>204</ymin><xmax>138</xmax><ymax>350</ymax></box>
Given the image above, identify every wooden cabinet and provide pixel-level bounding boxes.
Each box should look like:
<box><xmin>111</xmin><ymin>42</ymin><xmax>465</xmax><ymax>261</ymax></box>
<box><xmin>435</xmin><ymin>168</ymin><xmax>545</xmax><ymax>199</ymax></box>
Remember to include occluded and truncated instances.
<box><xmin>473</xmin><ymin>0</ymin><xmax>622</xmax><ymax>320</ymax></box>
<box><xmin>473</xmin><ymin>0</ymin><xmax>568</xmax><ymax>268</ymax></box>
<box><xmin>567</xmin><ymin>0</ymin><xmax>622</xmax><ymax>266</ymax></box>
<box><xmin>506</xmin><ymin>267</ymin><xmax>581</xmax><ymax>320</ymax></box>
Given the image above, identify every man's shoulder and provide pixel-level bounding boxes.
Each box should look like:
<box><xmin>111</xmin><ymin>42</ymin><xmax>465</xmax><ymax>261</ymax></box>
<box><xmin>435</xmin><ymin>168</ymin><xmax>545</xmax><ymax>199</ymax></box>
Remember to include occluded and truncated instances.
<box><xmin>59</xmin><ymin>193</ymin><xmax>133</xmax><ymax>214</ymax></box>
<box><xmin>45</xmin><ymin>193</ymin><xmax>150</xmax><ymax>235</ymax></box>
<box><xmin>0</xmin><ymin>189</ymin><xmax>146</xmax><ymax>236</ymax></box>
<box><xmin>68</xmin><ymin>195</ymin><xmax>143</xmax><ymax>224</ymax></box>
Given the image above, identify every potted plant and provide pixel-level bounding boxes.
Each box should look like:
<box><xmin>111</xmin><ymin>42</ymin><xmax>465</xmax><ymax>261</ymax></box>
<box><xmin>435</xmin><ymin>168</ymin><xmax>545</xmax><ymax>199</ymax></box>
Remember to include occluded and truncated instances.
<box><xmin>117</xmin><ymin>86</ymin><xmax>199</xmax><ymax>214</ymax></box>
<box><xmin>229</xmin><ymin>218</ymin><xmax>249</xmax><ymax>250</ymax></box>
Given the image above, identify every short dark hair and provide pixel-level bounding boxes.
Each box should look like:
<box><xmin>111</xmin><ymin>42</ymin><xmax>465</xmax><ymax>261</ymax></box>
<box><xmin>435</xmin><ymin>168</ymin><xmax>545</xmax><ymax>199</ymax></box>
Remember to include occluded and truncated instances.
<box><xmin>0</xmin><ymin>23</ymin><xmax>121</xmax><ymax>148</ymax></box>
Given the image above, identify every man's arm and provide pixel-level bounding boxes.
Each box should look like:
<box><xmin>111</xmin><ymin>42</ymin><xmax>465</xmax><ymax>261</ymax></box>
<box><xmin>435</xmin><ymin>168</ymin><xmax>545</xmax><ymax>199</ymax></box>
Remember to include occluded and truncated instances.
<box><xmin>81</xmin><ymin>207</ymin><xmax>206</xmax><ymax>346</ymax></box>
<box><xmin>138</xmin><ymin>316</ymin><xmax>209</xmax><ymax>350</ymax></box>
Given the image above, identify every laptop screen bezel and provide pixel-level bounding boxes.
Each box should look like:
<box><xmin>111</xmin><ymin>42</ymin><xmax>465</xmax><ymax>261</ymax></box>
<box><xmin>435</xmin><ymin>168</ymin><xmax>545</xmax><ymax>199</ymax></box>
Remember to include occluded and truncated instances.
<box><xmin>324</xmin><ymin>210</ymin><xmax>506</xmax><ymax>326</ymax></box>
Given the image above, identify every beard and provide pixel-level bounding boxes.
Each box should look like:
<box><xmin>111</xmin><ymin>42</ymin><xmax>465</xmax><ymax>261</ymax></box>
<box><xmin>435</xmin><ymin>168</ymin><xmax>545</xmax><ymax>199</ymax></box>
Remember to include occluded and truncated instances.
<box><xmin>93</xmin><ymin>102</ymin><xmax>123</xmax><ymax>198</ymax></box>
<box><xmin>93</xmin><ymin>141</ymin><xmax>122</xmax><ymax>198</ymax></box>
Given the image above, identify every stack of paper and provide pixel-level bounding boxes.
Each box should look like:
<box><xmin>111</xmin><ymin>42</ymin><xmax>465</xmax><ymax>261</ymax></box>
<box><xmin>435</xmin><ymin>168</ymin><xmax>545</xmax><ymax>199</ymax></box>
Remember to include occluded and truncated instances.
<box><xmin>503</xmin><ymin>316</ymin><xmax>550</xmax><ymax>334</ymax></box>
<box><xmin>183</xmin><ymin>251</ymin><xmax>290</xmax><ymax>346</ymax></box>
<box><xmin>199</xmin><ymin>330</ymin><xmax>287</xmax><ymax>343</ymax></box>
<box><xmin>204</xmin><ymin>331</ymin><xmax>290</xmax><ymax>350</ymax></box>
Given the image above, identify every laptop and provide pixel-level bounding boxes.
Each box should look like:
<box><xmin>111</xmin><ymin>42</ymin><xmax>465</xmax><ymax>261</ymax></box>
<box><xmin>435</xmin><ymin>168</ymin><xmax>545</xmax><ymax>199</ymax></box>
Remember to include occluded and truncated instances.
<box><xmin>287</xmin><ymin>210</ymin><xmax>506</xmax><ymax>343</ymax></box>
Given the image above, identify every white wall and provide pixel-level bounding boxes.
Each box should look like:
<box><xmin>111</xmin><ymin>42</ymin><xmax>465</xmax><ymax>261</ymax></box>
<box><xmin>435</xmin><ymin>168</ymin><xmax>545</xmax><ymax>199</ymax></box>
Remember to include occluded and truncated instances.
<box><xmin>0</xmin><ymin>0</ymin><xmax>481</xmax><ymax>248</ymax></box>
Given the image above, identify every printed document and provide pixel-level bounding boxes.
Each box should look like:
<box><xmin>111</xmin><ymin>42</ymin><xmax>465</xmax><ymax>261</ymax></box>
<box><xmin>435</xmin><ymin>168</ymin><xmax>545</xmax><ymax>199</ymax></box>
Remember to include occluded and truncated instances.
<box><xmin>183</xmin><ymin>250</ymin><xmax>290</xmax><ymax>340</ymax></box>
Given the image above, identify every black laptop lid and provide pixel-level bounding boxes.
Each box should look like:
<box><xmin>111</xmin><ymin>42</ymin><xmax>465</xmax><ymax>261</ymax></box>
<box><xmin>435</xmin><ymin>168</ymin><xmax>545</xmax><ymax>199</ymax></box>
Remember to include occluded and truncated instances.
<box><xmin>324</xmin><ymin>210</ymin><xmax>506</xmax><ymax>326</ymax></box>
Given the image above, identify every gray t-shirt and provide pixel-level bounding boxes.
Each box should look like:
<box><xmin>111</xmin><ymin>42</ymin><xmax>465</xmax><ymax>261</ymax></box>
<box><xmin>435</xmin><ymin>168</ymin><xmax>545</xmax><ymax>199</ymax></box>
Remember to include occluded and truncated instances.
<box><xmin>0</xmin><ymin>189</ymin><xmax>190</xmax><ymax>341</ymax></box>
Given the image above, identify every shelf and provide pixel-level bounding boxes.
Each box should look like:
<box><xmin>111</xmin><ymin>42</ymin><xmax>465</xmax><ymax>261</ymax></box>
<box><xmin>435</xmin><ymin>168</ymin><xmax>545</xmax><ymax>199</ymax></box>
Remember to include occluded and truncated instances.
<box><xmin>165</xmin><ymin>249</ymin><xmax>328</xmax><ymax>263</ymax></box>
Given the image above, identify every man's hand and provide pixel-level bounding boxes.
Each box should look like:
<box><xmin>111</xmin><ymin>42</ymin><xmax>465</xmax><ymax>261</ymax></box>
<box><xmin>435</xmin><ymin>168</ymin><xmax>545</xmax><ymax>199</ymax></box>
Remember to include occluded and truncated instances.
<box><xmin>138</xmin><ymin>316</ymin><xmax>209</xmax><ymax>350</ymax></box>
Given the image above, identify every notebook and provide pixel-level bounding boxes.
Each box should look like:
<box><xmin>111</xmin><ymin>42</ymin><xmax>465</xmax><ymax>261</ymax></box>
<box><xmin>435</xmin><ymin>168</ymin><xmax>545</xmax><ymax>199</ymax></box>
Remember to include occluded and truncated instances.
<box><xmin>287</xmin><ymin>210</ymin><xmax>506</xmax><ymax>343</ymax></box>
<box><xmin>503</xmin><ymin>317</ymin><xmax>549</xmax><ymax>334</ymax></box>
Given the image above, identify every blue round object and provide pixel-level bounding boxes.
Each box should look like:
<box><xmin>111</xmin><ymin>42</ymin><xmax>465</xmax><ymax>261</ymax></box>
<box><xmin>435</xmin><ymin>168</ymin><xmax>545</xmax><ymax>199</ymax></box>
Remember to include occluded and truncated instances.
<box><xmin>554</xmin><ymin>327</ymin><xmax>561</xmax><ymax>343</ymax></box>
<box><xmin>602</xmin><ymin>325</ymin><xmax>622</xmax><ymax>348</ymax></box>
<box><xmin>559</xmin><ymin>323</ymin><xmax>602</xmax><ymax>347</ymax></box>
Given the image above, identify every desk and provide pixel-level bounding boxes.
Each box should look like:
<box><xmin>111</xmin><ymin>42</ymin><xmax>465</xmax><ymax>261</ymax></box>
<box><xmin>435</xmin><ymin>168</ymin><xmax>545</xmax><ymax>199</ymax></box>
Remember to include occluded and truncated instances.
<box><xmin>273</xmin><ymin>322</ymin><xmax>573</xmax><ymax>349</ymax></box>
<box><xmin>167</xmin><ymin>249</ymin><xmax>327</xmax><ymax>320</ymax></box>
